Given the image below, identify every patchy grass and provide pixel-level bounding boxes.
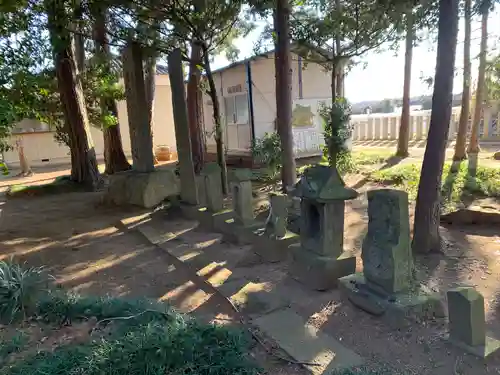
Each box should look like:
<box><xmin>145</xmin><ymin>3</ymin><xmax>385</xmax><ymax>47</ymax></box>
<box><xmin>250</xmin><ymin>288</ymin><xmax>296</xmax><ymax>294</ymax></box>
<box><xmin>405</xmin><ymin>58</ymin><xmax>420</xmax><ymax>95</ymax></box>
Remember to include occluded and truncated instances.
<box><xmin>6</xmin><ymin>176</ymin><xmax>84</xmax><ymax>198</ymax></box>
<box><xmin>0</xmin><ymin>333</ymin><xmax>28</xmax><ymax>364</ymax></box>
<box><xmin>1</xmin><ymin>288</ymin><xmax>259</xmax><ymax>375</ymax></box>
<box><xmin>370</xmin><ymin>161</ymin><xmax>500</xmax><ymax>211</ymax></box>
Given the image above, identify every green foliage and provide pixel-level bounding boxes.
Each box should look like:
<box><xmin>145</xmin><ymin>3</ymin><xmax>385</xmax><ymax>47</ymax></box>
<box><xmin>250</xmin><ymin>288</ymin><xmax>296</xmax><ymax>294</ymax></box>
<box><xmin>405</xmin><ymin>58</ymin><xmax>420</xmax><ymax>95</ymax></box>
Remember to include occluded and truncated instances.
<box><xmin>0</xmin><ymin>260</ymin><xmax>49</xmax><ymax>323</ymax></box>
<box><xmin>0</xmin><ymin>332</ymin><xmax>28</xmax><ymax>364</ymax></box>
<box><xmin>370</xmin><ymin>162</ymin><xmax>500</xmax><ymax>210</ymax></box>
<box><xmin>0</xmin><ymin>162</ymin><xmax>9</xmax><ymax>176</ymax></box>
<box><xmin>4</xmin><ymin>291</ymin><xmax>259</xmax><ymax>375</ymax></box>
<box><xmin>320</xmin><ymin>99</ymin><xmax>353</xmax><ymax>174</ymax></box>
<box><xmin>251</xmin><ymin>132</ymin><xmax>283</xmax><ymax>179</ymax></box>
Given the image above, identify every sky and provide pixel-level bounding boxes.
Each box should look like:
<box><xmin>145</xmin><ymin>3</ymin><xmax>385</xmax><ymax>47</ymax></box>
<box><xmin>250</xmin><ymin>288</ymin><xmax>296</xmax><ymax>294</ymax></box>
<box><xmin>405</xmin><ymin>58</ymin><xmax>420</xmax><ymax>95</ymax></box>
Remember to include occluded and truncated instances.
<box><xmin>211</xmin><ymin>10</ymin><xmax>500</xmax><ymax>104</ymax></box>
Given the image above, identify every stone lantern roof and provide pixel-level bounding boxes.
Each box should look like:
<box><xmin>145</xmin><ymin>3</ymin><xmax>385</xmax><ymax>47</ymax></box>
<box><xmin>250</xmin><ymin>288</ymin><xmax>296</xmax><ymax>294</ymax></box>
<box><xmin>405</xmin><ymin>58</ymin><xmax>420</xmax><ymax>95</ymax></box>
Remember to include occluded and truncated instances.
<box><xmin>294</xmin><ymin>165</ymin><xmax>357</xmax><ymax>202</ymax></box>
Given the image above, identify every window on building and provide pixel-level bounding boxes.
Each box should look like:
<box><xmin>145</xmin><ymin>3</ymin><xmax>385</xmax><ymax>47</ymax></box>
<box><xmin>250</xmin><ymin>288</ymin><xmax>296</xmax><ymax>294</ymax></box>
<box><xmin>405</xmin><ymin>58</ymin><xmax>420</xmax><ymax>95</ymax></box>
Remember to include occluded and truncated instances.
<box><xmin>224</xmin><ymin>94</ymin><xmax>249</xmax><ymax>125</ymax></box>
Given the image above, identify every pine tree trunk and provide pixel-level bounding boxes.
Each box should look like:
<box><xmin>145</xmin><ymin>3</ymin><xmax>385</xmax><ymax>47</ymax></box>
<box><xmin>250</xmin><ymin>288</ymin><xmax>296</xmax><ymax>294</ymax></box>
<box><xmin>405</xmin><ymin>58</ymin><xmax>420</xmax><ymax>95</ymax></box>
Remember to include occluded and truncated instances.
<box><xmin>187</xmin><ymin>42</ymin><xmax>205</xmax><ymax>174</ymax></box>
<box><xmin>274</xmin><ymin>0</ymin><xmax>297</xmax><ymax>191</ymax></box>
<box><xmin>452</xmin><ymin>0</ymin><xmax>472</xmax><ymax>163</ymax></box>
<box><xmin>93</xmin><ymin>10</ymin><xmax>130</xmax><ymax>174</ymax></box>
<box><xmin>397</xmin><ymin>13</ymin><xmax>414</xmax><ymax>158</ymax></box>
<box><xmin>144</xmin><ymin>53</ymin><xmax>159</xmax><ymax>165</ymax></box>
<box><xmin>122</xmin><ymin>40</ymin><xmax>155</xmax><ymax>173</ymax></box>
<box><xmin>334</xmin><ymin>0</ymin><xmax>344</xmax><ymax>98</ymax></box>
<box><xmin>412</xmin><ymin>0</ymin><xmax>459</xmax><ymax>254</ymax></box>
<box><xmin>46</xmin><ymin>0</ymin><xmax>100</xmax><ymax>190</ymax></box>
<box><xmin>202</xmin><ymin>44</ymin><xmax>228</xmax><ymax>195</ymax></box>
<box><xmin>467</xmin><ymin>8</ymin><xmax>488</xmax><ymax>154</ymax></box>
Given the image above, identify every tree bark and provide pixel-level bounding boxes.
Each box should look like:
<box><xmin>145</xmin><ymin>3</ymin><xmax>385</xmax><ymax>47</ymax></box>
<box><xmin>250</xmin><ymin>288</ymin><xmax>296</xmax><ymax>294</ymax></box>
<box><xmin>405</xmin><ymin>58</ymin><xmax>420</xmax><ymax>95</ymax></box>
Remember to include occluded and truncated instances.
<box><xmin>396</xmin><ymin>12</ymin><xmax>414</xmax><ymax>158</ymax></box>
<box><xmin>334</xmin><ymin>0</ymin><xmax>344</xmax><ymax>98</ymax></box>
<box><xmin>412</xmin><ymin>0</ymin><xmax>459</xmax><ymax>254</ymax></box>
<box><xmin>187</xmin><ymin>42</ymin><xmax>205</xmax><ymax>174</ymax></box>
<box><xmin>202</xmin><ymin>44</ymin><xmax>228</xmax><ymax>195</ymax></box>
<box><xmin>144</xmin><ymin>51</ymin><xmax>159</xmax><ymax>164</ymax></box>
<box><xmin>122</xmin><ymin>40</ymin><xmax>155</xmax><ymax>173</ymax></box>
<box><xmin>452</xmin><ymin>0</ymin><xmax>472</xmax><ymax>163</ymax></box>
<box><xmin>93</xmin><ymin>10</ymin><xmax>130</xmax><ymax>174</ymax></box>
<box><xmin>467</xmin><ymin>7</ymin><xmax>488</xmax><ymax>154</ymax></box>
<box><xmin>46</xmin><ymin>0</ymin><xmax>100</xmax><ymax>190</ymax></box>
<box><xmin>16</xmin><ymin>137</ymin><xmax>33</xmax><ymax>176</ymax></box>
<box><xmin>274</xmin><ymin>0</ymin><xmax>297</xmax><ymax>191</ymax></box>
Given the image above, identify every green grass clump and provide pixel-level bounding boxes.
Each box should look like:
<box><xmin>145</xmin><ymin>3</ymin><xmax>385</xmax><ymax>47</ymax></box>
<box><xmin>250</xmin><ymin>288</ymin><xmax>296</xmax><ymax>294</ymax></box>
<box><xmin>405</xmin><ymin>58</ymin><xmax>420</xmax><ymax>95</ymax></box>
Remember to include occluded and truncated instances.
<box><xmin>0</xmin><ymin>260</ymin><xmax>49</xmax><ymax>322</ymax></box>
<box><xmin>370</xmin><ymin>161</ymin><xmax>500</xmax><ymax>210</ymax></box>
<box><xmin>0</xmin><ymin>333</ymin><xmax>28</xmax><ymax>364</ymax></box>
<box><xmin>3</xmin><ymin>291</ymin><xmax>259</xmax><ymax>375</ymax></box>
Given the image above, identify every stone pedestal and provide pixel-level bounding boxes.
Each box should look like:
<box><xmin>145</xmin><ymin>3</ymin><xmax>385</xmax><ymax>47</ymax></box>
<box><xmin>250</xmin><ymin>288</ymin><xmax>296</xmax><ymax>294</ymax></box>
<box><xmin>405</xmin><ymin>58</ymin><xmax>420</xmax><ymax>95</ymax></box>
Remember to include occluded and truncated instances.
<box><xmin>106</xmin><ymin>169</ymin><xmax>179</xmax><ymax>208</ymax></box>
<box><xmin>231</xmin><ymin>169</ymin><xmax>254</xmax><ymax>227</ymax></box>
<box><xmin>249</xmin><ymin>193</ymin><xmax>299</xmax><ymax>262</ymax></box>
<box><xmin>447</xmin><ymin>287</ymin><xmax>500</xmax><ymax>358</ymax></box>
<box><xmin>339</xmin><ymin>189</ymin><xmax>444</xmax><ymax>327</ymax></box>
<box><xmin>288</xmin><ymin>165</ymin><xmax>358</xmax><ymax>290</ymax></box>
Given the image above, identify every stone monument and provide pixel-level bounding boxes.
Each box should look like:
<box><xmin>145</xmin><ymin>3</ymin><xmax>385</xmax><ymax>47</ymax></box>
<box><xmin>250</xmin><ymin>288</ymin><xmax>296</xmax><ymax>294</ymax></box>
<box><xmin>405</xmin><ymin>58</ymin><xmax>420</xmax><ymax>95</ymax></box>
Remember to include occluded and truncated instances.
<box><xmin>339</xmin><ymin>189</ymin><xmax>444</xmax><ymax>327</ymax></box>
<box><xmin>213</xmin><ymin>168</ymin><xmax>258</xmax><ymax>244</ymax></box>
<box><xmin>250</xmin><ymin>192</ymin><xmax>299</xmax><ymax>262</ymax></box>
<box><xmin>180</xmin><ymin>162</ymin><xmax>232</xmax><ymax>229</ymax></box>
<box><xmin>447</xmin><ymin>287</ymin><xmax>500</xmax><ymax>358</ymax></box>
<box><xmin>288</xmin><ymin>165</ymin><xmax>358</xmax><ymax>290</ymax></box>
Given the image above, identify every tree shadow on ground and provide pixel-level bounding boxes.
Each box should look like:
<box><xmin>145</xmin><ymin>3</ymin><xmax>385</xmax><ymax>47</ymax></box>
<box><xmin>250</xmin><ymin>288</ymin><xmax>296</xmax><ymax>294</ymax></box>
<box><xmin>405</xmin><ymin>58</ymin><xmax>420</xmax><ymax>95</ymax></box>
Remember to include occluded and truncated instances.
<box><xmin>351</xmin><ymin>155</ymin><xmax>406</xmax><ymax>190</ymax></box>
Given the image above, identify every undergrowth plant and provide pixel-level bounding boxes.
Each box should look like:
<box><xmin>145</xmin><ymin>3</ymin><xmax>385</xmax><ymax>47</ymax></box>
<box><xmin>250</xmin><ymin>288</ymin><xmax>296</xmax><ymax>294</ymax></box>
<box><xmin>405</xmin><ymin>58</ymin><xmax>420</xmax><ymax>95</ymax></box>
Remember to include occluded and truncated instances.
<box><xmin>251</xmin><ymin>131</ymin><xmax>282</xmax><ymax>179</ymax></box>
<box><xmin>0</xmin><ymin>260</ymin><xmax>49</xmax><ymax>322</ymax></box>
<box><xmin>319</xmin><ymin>99</ymin><xmax>354</xmax><ymax>175</ymax></box>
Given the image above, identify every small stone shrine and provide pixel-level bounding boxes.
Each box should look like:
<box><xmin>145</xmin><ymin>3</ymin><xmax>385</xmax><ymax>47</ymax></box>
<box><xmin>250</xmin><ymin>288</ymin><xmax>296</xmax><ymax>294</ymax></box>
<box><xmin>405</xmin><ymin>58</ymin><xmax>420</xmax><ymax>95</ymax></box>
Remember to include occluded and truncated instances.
<box><xmin>447</xmin><ymin>287</ymin><xmax>500</xmax><ymax>358</ymax></box>
<box><xmin>250</xmin><ymin>192</ymin><xmax>299</xmax><ymax>262</ymax></box>
<box><xmin>339</xmin><ymin>189</ymin><xmax>443</xmax><ymax>327</ymax></box>
<box><xmin>288</xmin><ymin>165</ymin><xmax>358</xmax><ymax>290</ymax></box>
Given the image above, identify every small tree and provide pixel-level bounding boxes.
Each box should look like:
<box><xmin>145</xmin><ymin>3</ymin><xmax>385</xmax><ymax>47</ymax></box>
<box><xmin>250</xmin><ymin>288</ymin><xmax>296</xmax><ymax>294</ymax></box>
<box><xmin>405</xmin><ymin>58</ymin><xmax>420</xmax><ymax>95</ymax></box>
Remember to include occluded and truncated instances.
<box><xmin>320</xmin><ymin>99</ymin><xmax>354</xmax><ymax>175</ymax></box>
<box><xmin>251</xmin><ymin>132</ymin><xmax>283</xmax><ymax>179</ymax></box>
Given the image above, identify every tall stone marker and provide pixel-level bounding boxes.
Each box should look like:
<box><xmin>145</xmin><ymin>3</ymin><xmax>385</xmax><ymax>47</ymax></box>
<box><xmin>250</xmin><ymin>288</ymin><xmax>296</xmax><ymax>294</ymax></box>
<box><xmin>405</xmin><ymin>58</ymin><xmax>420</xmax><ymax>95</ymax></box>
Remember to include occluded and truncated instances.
<box><xmin>289</xmin><ymin>165</ymin><xmax>358</xmax><ymax>291</ymax></box>
<box><xmin>200</xmin><ymin>162</ymin><xmax>223</xmax><ymax>212</ymax></box>
<box><xmin>122</xmin><ymin>40</ymin><xmax>154</xmax><ymax>173</ymax></box>
<box><xmin>231</xmin><ymin>168</ymin><xmax>254</xmax><ymax>227</ymax></box>
<box><xmin>447</xmin><ymin>287</ymin><xmax>500</xmax><ymax>358</ymax></box>
<box><xmin>339</xmin><ymin>189</ymin><xmax>444</xmax><ymax>327</ymax></box>
<box><xmin>265</xmin><ymin>193</ymin><xmax>288</xmax><ymax>238</ymax></box>
<box><xmin>168</xmin><ymin>48</ymin><xmax>198</xmax><ymax>205</ymax></box>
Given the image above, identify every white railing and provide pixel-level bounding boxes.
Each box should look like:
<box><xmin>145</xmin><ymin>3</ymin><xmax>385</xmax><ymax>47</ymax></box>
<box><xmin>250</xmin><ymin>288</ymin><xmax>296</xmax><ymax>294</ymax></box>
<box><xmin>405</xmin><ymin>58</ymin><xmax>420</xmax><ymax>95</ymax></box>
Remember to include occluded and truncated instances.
<box><xmin>350</xmin><ymin>106</ymin><xmax>500</xmax><ymax>142</ymax></box>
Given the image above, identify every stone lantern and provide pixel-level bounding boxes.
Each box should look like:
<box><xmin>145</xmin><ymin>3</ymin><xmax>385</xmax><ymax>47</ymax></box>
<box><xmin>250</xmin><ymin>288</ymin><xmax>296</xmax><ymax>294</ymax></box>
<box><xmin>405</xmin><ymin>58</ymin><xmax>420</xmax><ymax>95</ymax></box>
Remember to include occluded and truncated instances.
<box><xmin>289</xmin><ymin>165</ymin><xmax>358</xmax><ymax>291</ymax></box>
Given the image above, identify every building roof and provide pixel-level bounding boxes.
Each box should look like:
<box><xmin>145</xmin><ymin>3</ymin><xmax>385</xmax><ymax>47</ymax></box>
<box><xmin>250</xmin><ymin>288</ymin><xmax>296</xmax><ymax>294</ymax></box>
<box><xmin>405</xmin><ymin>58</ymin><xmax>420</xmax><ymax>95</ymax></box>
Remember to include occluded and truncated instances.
<box><xmin>157</xmin><ymin>64</ymin><xmax>169</xmax><ymax>75</ymax></box>
<box><xmin>211</xmin><ymin>43</ymin><xmax>332</xmax><ymax>75</ymax></box>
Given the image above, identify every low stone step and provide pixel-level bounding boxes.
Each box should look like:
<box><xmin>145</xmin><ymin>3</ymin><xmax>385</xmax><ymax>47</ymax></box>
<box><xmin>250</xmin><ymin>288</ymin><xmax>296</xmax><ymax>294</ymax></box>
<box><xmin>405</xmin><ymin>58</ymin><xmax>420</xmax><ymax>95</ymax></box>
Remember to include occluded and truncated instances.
<box><xmin>253</xmin><ymin>309</ymin><xmax>363</xmax><ymax>375</ymax></box>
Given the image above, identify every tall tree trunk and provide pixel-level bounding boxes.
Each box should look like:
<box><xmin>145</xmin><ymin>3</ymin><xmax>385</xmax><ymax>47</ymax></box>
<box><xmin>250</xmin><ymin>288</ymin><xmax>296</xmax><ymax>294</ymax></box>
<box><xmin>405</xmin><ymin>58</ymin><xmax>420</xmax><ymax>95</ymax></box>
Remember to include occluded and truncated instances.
<box><xmin>274</xmin><ymin>0</ymin><xmax>297</xmax><ymax>191</ymax></box>
<box><xmin>334</xmin><ymin>0</ymin><xmax>344</xmax><ymax>98</ymax></box>
<box><xmin>46</xmin><ymin>0</ymin><xmax>100</xmax><ymax>189</ymax></box>
<box><xmin>412</xmin><ymin>0</ymin><xmax>459</xmax><ymax>254</ymax></box>
<box><xmin>467</xmin><ymin>7</ymin><xmax>488</xmax><ymax>154</ymax></box>
<box><xmin>122</xmin><ymin>40</ymin><xmax>155</xmax><ymax>172</ymax></box>
<box><xmin>202</xmin><ymin>44</ymin><xmax>228</xmax><ymax>194</ymax></box>
<box><xmin>396</xmin><ymin>12</ymin><xmax>414</xmax><ymax>158</ymax></box>
<box><xmin>73</xmin><ymin>0</ymin><xmax>85</xmax><ymax>74</ymax></box>
<box><xmin>16</xmin><ymin>137</ymin><xmax>32</xmax><ymax>176</ymax></box>
<box><xmin>93</xmin><ymin>10</ymin><xmax>130</xmax><ymax>174</ymax></box>
<box><xmin>187</xmin><ymin>42</ymin><xmax>205</xmax><ymax>174</ymax></box>
<box><xmin>452</xmin><ymin>0</ymin><xmax>472</xmax><ymax>163</ymax></box>
<box><xmin>144</xmin><ymin>52</ymin><xmax>159</xmax><ymax>164</ymax></box>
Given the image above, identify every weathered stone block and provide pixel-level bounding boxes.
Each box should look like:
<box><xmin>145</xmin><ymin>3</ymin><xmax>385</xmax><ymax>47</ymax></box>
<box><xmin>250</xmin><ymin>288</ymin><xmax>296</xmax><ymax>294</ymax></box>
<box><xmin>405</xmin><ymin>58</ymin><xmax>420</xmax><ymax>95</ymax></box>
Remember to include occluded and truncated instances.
<box><xmin>200</xmin><ymin>163</ymin><xmax>223</xmax><ymax>212</ymax></box>
<box><xmin>249</xmin><ymin>229</ymin><xmax>299</xmax><ymax>262</ymax></box>
<box><xmin>448</xmin><ymin>287</ymin><xmax>485</xmax><ymax>347</ymax></box>
<box><xmin>106</xmin><ymin>169</ymin><xmax>179</xmax><ymax>208</ymax></box>
<box><xmin>289</xmin><ymin>244</ymin><xmax>356</xmax><ymax>291</ymax></box>
<box><xmin>231</xmin><ymin>180</ymin><xmax>254</xmax><ymax>227</ymax></box>
<box><xmin>265</xmin><ymin>193</ymin><xmax>288</xmax><ymax>238</ymax></box>
<box><xmin>362</xmin><ymin>189</ymin><xmax>413</xmax><ymax>294</ymax></box>
<box><xmin>447</xmin><ymin>287</ymin><xmax>500</xmax><ymax>358</ymax></box>
<box><xmin>180</xmin><ymin>205</ymin><xmax>232</xmax><ymax>231</ymax></box>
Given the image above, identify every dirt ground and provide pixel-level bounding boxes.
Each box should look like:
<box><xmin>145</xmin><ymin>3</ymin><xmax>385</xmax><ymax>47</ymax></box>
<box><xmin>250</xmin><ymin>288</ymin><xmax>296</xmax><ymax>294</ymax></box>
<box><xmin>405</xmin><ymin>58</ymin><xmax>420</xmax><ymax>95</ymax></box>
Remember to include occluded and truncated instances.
<box><xmin>1</xmin><ymin>158</ymin><xmax>500</xmax><ymax>373</ymax></box>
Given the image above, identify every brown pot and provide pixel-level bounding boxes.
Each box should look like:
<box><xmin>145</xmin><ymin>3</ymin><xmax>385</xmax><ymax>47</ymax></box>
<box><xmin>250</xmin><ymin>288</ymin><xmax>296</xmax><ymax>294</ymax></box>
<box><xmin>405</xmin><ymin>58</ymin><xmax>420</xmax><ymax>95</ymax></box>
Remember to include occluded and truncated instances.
<box><xmin>156</xmin><ymin>146</ymin><xmax>172</xmax><ymax>161</ymax></box>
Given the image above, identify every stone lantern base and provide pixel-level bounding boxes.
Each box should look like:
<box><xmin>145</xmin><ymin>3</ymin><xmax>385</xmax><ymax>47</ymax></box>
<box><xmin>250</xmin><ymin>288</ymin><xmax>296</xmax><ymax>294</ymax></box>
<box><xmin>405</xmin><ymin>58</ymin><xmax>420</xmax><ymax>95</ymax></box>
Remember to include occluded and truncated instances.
<box><xmin>289</xmin><ymin>244</ymin><xmax>356</xmax><ymax>291</ymax></box>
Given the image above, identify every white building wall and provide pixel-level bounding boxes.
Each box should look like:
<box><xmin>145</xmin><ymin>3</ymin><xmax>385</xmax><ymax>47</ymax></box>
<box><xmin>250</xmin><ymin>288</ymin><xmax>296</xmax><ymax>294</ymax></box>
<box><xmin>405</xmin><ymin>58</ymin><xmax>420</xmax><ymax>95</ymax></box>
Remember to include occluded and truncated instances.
<box><xmin>3</xmin><ymin>75</ymin><xmax>177</xmax><ymax>167</ymax></box>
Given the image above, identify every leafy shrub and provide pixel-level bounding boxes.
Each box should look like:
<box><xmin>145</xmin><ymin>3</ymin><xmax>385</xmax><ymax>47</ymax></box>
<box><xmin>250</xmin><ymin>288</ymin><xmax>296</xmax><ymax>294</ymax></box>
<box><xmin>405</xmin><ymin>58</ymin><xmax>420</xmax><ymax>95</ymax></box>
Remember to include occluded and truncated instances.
<box><xmin>0</xmin><ymin>260</ymin><xmax>49</xmax><ymax>322</ymax></box>
<box><xmin>251</xmin><ymin>132</ymin><xmax>282</xmax><ymax>179</ymax></box>
<box><xmin>0</xmin><ymin>162</ymin><xmax>8</xmax><ymax>176</ymax></box>
<box><xmin>319</xmin><ymin>99</ymin><xmax>354</xmax><ymax>174</ymax></box>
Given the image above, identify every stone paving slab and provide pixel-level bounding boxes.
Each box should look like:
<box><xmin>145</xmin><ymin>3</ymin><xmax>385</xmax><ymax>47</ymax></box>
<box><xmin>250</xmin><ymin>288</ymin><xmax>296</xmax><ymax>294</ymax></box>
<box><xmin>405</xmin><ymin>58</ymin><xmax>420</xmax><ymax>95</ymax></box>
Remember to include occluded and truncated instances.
<box><xmin>217</xmin><ymin>279</ymin><xmax>290</xmax><ymax>317</ymax></box>
<box><xmin>253</xmin><ymin>309</ymin><xmax>363</xmax><ymax>375</ymax></box>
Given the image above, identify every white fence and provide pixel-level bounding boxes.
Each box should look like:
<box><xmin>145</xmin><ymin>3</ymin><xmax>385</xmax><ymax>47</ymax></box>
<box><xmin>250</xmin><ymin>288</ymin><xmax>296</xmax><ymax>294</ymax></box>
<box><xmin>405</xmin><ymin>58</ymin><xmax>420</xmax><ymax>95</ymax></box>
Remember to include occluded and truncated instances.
<box><xmin>350</xmin><ymin>105</ymin><xmax>500</xmax><ymax>142</ymax></box>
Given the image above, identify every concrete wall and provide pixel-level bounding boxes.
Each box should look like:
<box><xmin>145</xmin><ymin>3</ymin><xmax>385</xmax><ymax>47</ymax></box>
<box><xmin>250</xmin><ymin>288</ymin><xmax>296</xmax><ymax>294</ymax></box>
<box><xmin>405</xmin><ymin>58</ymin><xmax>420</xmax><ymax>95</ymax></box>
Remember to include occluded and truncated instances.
<box><xmin>3</xmin><ymin>75</ymin><xmax>176</xmax><ymax>167</ymax></box>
